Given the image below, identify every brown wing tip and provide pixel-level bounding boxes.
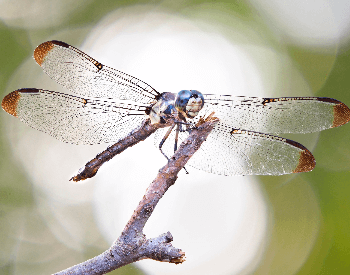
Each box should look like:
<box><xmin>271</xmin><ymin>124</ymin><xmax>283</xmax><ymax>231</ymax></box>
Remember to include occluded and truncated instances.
<box><xmin>34</xmin><ymin>41</ymin><xmax>55</xmax><ymax>66</ymax></box>
<box><xmin>332</xmin><ymin>102</ymin><xmax>350</xmax><ymax>128</ymax></box>
<box><xmin>2</xmin><ymin>91</ymin><xmax>20</xmax><ymax>117</ymax></box>
<box><xmin>293</xmin><ymin>149</ymin><xmax>316</xmax><ymax>173</ymax></box>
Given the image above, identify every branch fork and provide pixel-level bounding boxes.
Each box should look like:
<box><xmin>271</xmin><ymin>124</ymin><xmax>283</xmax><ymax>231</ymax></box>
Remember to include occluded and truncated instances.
<box><xmin>55</xmin><ymin>114</ymin><xmax>218</xmax><ymax>275</ymax></box>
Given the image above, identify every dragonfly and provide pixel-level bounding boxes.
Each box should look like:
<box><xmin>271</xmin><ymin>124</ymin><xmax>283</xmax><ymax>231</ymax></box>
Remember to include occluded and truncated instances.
<box><xmin>2</xmin><ymin>40</ymin><xmax>350</xmax><ymax>181</ymax></box>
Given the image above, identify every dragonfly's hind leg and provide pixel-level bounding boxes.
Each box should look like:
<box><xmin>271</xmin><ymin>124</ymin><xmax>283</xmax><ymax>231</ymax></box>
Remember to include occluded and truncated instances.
<box><xmin>174</xmin><ymin>124</ymin><xmax>179</xmax><ymax>152</ymax></box>
<box><xmin>159</xmin><ymin>124</ymin><xmax>175</xmax><ymax>161</ymax></box>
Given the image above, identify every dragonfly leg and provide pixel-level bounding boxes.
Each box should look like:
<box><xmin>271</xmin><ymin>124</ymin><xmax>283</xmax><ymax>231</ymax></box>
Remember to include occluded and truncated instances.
<box><xmin>174</xmin><ymin>124</ymin><xmax>189</xmax><ymax>174</ymax></box>
<box><xmin>175</xmin><ymin>120</ymin><xmax>193</xmax><ymax>130</ymax></box>
<box><xmin>174</xmin><ymin>124</ymin><xmax>179</xmax><ymax>152</ymax></box>
<box><xmin>159</xmin><ymin>123</ymin><xmax>189</xmax><ymax>174</ymax></box>
<box><xmin>159</xmin><ymin>124</ymin><xmax>176</xmax><ymax>161</ymax></box>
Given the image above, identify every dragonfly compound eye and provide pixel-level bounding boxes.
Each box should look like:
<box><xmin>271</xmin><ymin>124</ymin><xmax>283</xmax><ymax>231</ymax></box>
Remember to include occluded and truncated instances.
<box><xmin>175</xmin><ymin>90</ymin><xmax>204</xmax><ymax>118</ymax></box>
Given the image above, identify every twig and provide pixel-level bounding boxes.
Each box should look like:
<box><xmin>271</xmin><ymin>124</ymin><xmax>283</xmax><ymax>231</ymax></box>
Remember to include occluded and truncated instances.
<box><xmin>54</xmin><ymin>114</ymin><xmax>219</xmax><ymax>275</ymax></box>
<box><xmin>70</xmin><ymin>119</ymin><xmax>172</xmax><ymax>182</ymax></box>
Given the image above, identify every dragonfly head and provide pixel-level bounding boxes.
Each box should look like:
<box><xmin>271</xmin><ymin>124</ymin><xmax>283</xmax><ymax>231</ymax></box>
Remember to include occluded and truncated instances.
<box><xmin>175</xmin><ymin>90</ymin><xmax>204</xmax><ymax>119</ymax></box>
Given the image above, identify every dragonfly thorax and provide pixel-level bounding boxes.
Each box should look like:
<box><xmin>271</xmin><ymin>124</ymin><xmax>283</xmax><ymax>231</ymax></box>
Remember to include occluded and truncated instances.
<box><xmin>175</xmin><ymin>90</ymin><xmax>205</xmax><ymax>119</ymax></box>
<box><xmin>149</xmin><ymin>92</ymin><xmax>177</xmax><ymax>124</ymax></box>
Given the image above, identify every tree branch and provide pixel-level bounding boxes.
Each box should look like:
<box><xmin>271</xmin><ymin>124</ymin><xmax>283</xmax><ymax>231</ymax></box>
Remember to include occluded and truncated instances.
<box><xmin>70</xmin><ymin>119</ymin><xmax>172</xmax><ymax>182</ymax></box>
<box><xmin>55</xmin><ymin>114</ymin><xmax>218</xmax><ymax>275</ymax></box>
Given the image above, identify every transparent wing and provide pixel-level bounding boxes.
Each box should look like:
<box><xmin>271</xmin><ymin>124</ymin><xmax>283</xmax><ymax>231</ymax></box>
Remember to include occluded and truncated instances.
<box><xmin>154</xmin><ymin>122</ymin><xmax>315</xmax><ymax>175</ymax></box>
<box><xmin>3</xmin><ymin>88</ymin><xmax>148</xmax><ymax>144</ymax></box>
<box><xmin>33</xmin><ymin>40</ymin><xmax>160</xmax><ymax>104</ymax></box>
<box><xmin>201</xmin><ymin>94</ymin><xmax>350</xmax><ymax>134</ymax></box>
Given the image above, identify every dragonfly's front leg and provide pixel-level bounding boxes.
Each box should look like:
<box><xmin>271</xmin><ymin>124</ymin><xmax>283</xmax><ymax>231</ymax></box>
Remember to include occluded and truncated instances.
<box><xmin>174</xmin><ymin>122</ymin><xmax>194</xmax><ymax>151</ymax></box>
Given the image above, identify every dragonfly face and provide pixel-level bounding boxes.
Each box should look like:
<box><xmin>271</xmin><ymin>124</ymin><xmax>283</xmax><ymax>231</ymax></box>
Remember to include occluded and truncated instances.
<box><xmin>175</xmin><ymin>90</ymin><xmax>205</xmax><ymax>119</ymax></box>
<box><xmin>2</xmin><ymin>40</ymin><xmax>350</xmax><ymax>177</ymax></box>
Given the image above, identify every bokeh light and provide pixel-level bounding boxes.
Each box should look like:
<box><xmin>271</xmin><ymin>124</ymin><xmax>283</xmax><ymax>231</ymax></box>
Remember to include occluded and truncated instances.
<box><xmin>1</xmin><ymin>1</ymin><xmax>350</xmax><ymax>275</ymax></box>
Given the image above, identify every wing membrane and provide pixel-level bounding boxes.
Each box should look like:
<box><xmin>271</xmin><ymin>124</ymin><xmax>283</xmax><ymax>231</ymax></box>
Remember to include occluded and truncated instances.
<box><xmin>202</xmin><ymin>94</ymin><xmax>350</xmax><ymax>134</ymax></box>
<box><xmin>33</xmin><ymin>40</ymin><xmax>160</xmax><ymax>104</ymax></box>
<box><xmin>154</xmin><ymin>122</ymin><xmax>315</xmax><ymax>175</ymax></box>
<box><xmin>3</xmin><ymin>88</ymin><xmax>147</xmax><ymax>144</ymax></box>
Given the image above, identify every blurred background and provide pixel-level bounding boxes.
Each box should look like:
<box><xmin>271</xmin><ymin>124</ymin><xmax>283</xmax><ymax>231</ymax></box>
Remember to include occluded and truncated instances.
<box><xmin>1</xmin><ymin>0</ymin><xmax>350</xmax><ymax>274</ymax></box>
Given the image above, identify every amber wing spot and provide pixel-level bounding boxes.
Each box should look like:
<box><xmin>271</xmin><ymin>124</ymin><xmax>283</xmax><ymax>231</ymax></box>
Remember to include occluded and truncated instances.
<box><xmin>34</xmin><ymin>41</ymin><xmax>55</xmax><ymax>66</ymax></box>
<box><xmin>293</xmin><ymin>149</ymin><xmax>316</xmax><ymax>173</ymax></box>
<box><xmin>332</xmin><ymin>102</ymin><xmax>350</xmax><ymax>128</ymax></box>
<box><xmin>2</xmin><ymin>91</ymin><xmax>20</xmax><ymax>117</ymax></box>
